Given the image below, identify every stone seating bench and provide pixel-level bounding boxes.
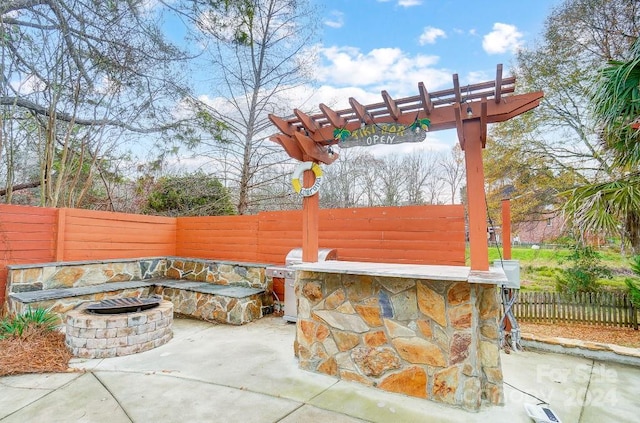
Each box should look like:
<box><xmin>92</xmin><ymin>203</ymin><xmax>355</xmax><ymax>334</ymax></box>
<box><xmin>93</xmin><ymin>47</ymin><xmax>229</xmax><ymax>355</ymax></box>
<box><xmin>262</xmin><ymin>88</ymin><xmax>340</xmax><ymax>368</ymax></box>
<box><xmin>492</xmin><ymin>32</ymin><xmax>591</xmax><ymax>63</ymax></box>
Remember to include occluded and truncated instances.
<box><xmin>9</xmin><ymin>281</ymin><xmax>155</xmax><ymax>304</ymax></box>
<box><xmin>5</xmin><ymin>257</ymin><xmax>272</xmax><ymax>325</ymax></box>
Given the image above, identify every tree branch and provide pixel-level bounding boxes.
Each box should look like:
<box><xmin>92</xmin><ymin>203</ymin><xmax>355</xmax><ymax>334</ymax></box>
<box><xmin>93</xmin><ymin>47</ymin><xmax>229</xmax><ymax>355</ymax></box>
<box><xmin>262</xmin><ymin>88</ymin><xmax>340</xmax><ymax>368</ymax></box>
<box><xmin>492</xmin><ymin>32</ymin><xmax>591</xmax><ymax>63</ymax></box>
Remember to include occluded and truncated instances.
<box><xmin>1</xmin><ymin>96</ymin><xmax>187</xmax><ymax>133</ymax></box>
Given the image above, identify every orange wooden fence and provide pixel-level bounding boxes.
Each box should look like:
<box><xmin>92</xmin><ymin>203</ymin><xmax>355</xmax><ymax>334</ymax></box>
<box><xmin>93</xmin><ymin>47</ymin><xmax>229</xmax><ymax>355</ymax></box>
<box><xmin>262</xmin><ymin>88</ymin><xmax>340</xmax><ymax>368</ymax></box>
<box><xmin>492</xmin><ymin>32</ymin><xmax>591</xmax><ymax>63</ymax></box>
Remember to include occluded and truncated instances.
<box><xmin>177</xmin><ymin>214</ymin><xmax>259</xmax><ymax>262</ymax></box>
<box><xmin>252</xmin><ymin>205</ymin><xmax>465</xmax><ymax>265</ymax></box>
<box><xmin>1</xmin><ymin>204</ymin><xmax>465</xmax><ymax>312</ymax></box>
<box><xmin>60</xmin><ymin>208</ymin><xmax>176</xmax><ymax>261</ymax></box>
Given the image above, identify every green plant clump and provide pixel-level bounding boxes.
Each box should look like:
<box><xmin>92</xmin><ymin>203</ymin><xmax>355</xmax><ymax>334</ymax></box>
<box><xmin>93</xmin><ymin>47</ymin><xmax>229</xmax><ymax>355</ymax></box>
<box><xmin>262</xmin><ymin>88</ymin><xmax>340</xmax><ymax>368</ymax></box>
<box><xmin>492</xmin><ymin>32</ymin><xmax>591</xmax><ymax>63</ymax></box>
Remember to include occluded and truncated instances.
<box><xmin>624</xmin><ymin>255</ymin><xmax>640</xmax><ymax>308</ymax></box>
<box><xmin>0</xmin><ymin>307</ymin><xmax>59</xmax><ymax>339</ymax></box>
<box><xmin>555</xmin><ymin>245</ymin><xmax>612</xmax><ymax>294</ymax></box>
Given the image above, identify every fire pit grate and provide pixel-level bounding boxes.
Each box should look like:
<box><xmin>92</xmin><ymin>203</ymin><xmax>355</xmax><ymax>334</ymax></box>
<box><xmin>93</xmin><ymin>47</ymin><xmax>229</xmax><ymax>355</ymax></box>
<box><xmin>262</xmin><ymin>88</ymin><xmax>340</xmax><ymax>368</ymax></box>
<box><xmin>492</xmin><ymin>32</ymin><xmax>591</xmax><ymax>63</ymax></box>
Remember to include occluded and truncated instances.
<box><xmin>85</xmin><ymin>296</ymin><xmax>162</xmax><ymax>314</ymax></box>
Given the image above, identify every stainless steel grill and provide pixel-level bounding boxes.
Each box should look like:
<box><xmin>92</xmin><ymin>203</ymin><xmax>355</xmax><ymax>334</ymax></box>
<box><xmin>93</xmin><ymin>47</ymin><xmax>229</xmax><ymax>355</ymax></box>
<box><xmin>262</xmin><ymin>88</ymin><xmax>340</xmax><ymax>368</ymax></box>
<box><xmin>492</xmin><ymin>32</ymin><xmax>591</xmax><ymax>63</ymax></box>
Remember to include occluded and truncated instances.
<box><xmin>266</xmin><ymin>248</ymin><xmax>337</xmax><ymax>323</ymax></box>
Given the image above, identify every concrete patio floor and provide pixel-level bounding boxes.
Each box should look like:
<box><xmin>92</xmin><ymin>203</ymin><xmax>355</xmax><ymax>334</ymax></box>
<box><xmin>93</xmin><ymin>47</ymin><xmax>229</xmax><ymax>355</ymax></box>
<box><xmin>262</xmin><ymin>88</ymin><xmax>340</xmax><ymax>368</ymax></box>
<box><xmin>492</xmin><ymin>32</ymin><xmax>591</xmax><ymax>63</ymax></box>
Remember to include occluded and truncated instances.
<box><xmin>1</xmin><ymin>316</ymin><xmax>639</xmax><ymax>423</ymax></box>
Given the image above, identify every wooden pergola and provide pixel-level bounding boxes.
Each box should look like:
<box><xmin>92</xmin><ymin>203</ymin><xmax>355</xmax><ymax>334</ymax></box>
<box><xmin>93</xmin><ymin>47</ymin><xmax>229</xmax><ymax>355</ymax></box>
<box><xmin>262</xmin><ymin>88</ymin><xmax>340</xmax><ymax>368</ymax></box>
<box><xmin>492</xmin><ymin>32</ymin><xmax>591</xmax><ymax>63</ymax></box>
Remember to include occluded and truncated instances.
<box><xmin>269</xmin><ymin>64</ymin><xmax>543</xmax><ymax>270</ymax></box>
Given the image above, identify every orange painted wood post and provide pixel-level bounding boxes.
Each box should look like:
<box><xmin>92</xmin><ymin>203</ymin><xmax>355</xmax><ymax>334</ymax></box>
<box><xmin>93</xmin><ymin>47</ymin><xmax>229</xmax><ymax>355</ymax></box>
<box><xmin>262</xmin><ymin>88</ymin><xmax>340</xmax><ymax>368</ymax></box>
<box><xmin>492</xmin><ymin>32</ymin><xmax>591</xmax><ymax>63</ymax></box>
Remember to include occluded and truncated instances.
<box><xmin>302</xmin><ymin>166</ymin><xmax>319</xmax><ymax>262</ymax></box>
<box><xmin>501</xmin><ymin>199</ymin><xmax>512</xmax><ymax>260</ymax></box>
<box><xmin>462</xmin><ymin>120</ymin><xmax>489</xmax><ymax>270</ymax></box>
<box><xmin>55</xmin><ymin>208</ymin><xmax>66</xmax><ymax>261</ymax></box>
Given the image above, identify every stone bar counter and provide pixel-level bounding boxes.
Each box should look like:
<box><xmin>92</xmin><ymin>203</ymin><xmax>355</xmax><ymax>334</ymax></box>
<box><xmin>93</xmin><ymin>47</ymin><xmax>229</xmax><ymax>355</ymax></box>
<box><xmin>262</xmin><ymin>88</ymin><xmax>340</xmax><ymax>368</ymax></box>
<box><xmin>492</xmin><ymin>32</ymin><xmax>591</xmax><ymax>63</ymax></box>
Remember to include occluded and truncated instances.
<box><xmin>291</xmin><ymin>261</ymin><xmax>508</xmax><ymax>411</ymax></box>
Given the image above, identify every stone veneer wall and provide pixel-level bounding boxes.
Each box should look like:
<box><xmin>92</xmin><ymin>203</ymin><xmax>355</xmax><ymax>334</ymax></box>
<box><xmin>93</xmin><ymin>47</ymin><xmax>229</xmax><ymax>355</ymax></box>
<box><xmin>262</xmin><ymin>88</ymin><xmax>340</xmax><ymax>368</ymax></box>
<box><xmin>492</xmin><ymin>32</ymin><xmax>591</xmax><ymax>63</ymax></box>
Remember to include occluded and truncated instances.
<box><xmin>153</xmin><ymin>286</ymin><xmax>262</xmax><ymax>325</ymax></box>
<box><xmin>7</xmin><ymin>257</ymin><xmax>268</xmax><ymax>293</ymax></box>
<box><xmin>163</xmin><ymin>258</ymin><xmax>266</xmax><ymax>289</ymax></box>
<box><xmin>295</xmin><ymin>271</ymin><xmax>503</xmax><ymax>411</ymax></box>
<box><xmin>7</xmin><ymin>258</ymin><xmax>166</xmax><ymax>293</ymax></box>
<box><xmin>5</xmin><ymin>257</ymin><xmax>273</xmax><ymax>323</ymax></box>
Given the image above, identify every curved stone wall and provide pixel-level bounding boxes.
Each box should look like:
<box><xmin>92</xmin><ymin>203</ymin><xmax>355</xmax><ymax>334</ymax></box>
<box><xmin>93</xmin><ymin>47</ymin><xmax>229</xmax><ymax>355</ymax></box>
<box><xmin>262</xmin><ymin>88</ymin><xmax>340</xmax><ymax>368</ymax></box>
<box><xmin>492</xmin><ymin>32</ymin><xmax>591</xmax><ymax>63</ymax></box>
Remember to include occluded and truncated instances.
<box><xmin>65</xmin><ymin>300</ymin><xmax>173</xmax><ymax>358</ymax></box>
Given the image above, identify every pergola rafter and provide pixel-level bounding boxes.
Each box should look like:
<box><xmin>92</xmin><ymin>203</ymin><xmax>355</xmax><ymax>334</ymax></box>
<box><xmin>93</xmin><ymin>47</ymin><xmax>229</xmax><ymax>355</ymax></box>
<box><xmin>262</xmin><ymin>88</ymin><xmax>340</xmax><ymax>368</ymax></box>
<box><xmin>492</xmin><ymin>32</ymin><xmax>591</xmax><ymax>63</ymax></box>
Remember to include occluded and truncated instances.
<box><xmin>268</xmin><ymin>64</ymin><xmax>544</xmax><ymax>269</ymax></box>
<box><xmin>269</xmin><ymin>64</ymin><xmax>543</xmax><ymax>164</ymax></box>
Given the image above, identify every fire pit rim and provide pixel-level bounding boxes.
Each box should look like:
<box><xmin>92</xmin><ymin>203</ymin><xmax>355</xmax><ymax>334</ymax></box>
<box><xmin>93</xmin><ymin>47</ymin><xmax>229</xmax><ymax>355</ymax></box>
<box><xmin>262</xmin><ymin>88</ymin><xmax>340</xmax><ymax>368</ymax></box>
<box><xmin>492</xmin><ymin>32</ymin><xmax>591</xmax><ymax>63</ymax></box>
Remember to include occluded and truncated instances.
<box><xmin>84</xmin><ymin>295</ymin><xmax>162</xmax><ymax>315</ymax></box>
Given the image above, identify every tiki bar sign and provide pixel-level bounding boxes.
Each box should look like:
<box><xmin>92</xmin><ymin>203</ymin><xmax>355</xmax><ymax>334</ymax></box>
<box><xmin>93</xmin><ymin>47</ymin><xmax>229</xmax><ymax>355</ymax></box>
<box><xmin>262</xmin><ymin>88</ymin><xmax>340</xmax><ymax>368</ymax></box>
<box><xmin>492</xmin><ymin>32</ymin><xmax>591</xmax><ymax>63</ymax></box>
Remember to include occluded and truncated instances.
<box><xmin>333</xmin><ymin>119</ymin><xmax>430</xmax><ymax>148</ymax></box>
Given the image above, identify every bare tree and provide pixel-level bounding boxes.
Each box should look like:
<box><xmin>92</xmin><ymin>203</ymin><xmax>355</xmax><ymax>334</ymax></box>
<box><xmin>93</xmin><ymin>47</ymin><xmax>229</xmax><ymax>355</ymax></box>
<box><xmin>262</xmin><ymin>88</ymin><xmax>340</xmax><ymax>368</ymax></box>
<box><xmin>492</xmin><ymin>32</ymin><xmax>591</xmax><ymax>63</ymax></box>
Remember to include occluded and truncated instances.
<box><xmin>1</xmin><ymin>1</ymin><xmax>193</xmax><ymax>207</ymax></box>
<box><xmin>320</xmin><ymin>149</ymin><xmax>372</xmax><ymax>208</ymax></box>
<box><xmin>187</xmin><ymin>0</ymin><xmax>317</xmax><ymax>214</ymax></box>
<box><xmin>402</xmin><ymin>150</ymin><xmax>443</xmax><ymax>205</ymax></box>
<box><xmin>375</xmin><ymin>154</ymin><xmax>404</xmax><ymax>206</ymax></box>
<box><xmin>439</xmin><ymin>144</ymin><xmax>465</xmax><ymax>204</ymax></box>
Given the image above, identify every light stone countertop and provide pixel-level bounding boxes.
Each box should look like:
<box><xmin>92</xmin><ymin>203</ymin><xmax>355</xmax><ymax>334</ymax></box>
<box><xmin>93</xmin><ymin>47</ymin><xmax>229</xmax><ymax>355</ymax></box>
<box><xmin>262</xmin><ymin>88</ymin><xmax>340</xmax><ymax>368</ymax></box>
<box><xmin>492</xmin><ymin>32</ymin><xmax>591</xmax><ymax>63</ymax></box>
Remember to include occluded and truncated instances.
<box><xmin>291</xmin><ymin>260</ymin><xmax>509</xmax><ymax>284</ymax></box>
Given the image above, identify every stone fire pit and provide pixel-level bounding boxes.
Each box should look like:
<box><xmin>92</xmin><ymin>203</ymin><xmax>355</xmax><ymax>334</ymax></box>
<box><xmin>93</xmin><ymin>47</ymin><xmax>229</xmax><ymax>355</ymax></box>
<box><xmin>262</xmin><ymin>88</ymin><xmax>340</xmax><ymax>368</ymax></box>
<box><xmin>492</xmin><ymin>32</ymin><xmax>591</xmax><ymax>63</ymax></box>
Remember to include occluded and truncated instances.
<box><xmin>65</xmin><ymin>299</ymin><xmax>173</xmax><ymax>358</ymax></box>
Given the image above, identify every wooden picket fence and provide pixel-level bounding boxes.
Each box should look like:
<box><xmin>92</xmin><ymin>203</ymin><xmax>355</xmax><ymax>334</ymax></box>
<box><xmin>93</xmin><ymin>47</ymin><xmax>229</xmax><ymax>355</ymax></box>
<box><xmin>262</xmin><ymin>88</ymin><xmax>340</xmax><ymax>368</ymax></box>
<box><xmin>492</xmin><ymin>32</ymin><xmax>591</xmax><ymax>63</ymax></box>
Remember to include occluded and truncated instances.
<box><xmin>513</xmin><ymin>291</ymin><xmax>639</xmax><ymax>329</ymax></box>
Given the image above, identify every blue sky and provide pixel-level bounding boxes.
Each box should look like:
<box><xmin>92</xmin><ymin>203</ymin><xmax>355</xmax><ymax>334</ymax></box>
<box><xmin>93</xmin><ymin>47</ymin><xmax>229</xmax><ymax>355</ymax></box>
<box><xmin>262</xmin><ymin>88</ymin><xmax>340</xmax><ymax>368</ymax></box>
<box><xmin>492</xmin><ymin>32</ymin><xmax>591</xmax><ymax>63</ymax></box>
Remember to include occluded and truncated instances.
<box><xmin>286</xmin><ymin>0</ymin><xmax>561</xmax><ymax>152</ymax></box>
<box><xmin>180</xmin><ymin>0</ymin><xmax>562</xmax><ymax>157</ymax></box>
<box><xmin>314</xmin><ymin>0</ymin><xmax>559</xmax><ymax>85</ymax></box>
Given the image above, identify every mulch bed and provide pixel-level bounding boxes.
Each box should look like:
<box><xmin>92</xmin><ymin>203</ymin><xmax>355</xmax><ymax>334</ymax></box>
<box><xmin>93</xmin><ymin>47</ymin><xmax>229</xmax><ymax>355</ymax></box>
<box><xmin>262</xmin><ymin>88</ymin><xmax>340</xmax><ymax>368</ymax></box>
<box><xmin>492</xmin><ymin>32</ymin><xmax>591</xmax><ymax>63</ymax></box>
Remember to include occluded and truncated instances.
<box><xmin>0</xmin><ymin>327</ymin><xmax>73</xmax><ymax>377</ymax></box>
<box><xmin>520</xmin><ymin>321</ymin><xmax>640</xmax><ymax>348</ymax></box>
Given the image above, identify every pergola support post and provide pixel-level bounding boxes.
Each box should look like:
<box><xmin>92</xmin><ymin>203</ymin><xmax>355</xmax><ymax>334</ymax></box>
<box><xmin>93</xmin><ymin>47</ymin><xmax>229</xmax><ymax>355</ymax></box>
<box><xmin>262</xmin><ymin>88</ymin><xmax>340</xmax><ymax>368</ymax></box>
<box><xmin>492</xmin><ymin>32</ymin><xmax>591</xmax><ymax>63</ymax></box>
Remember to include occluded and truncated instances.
<box><xmin>462</xmin><ymin>120</ymin><xmax>489</xmax><ymax>271</ymax></box>
<box><xmin>502</xmin><ymin>199</ymin><xmax>512</xmax><ymax>260</ymax></box>
<box><xmin>302</xmin><ymin>167</ymin><xmax>319</xmax><ymax>262</ymax></box>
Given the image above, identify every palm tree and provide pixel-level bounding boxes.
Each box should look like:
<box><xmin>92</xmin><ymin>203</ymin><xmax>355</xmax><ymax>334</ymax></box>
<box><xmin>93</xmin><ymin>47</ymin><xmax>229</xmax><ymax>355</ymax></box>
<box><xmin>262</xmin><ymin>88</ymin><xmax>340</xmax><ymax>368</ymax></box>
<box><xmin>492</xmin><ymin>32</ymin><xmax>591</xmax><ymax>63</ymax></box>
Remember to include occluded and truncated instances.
<box><xmin>565</xmin><ymin>38</ymin><xmax>640</xmax><ymax>253</ymax></box>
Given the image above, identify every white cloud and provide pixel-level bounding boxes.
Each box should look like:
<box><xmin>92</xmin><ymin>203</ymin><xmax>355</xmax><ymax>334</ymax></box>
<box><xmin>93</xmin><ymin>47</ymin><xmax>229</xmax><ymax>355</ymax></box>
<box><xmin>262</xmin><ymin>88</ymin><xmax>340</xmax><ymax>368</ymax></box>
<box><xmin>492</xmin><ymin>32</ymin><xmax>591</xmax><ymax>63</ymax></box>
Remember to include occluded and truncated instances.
<box><xmin>11</xmin><ymin>74</ymin><xmax>46</xmax><ymax>95</ymax></box>
<box><xmin>419</xmin><ymin>27</ymin><xmax>446</xmax><ymax>45</ymax></box>
<box><xmin>286</xmin><ymin>84</ymin><xmax>383</xmax><ymax>112</ymax></box>
<box><xmin>377</xmin><ymin>0</ymin><xmax>422</xmax><ymax>6</ymax></box>
<box><xmin>466</xmin><ymin>71</ymin><xmax>490</xmax><ymax>84</ymax></box>
<box><xmin>324</xmin><ymin>10</ymin><xmax>344</xmax><ymax>28</ymax></box>
<box><xmin>398</xmin><ymin>0</ymin><xmax>422</xmax><ymax>6</ymax></box>
<box><xmin>482</xmin><ymin>23</ymin><xmax>523</xmax><ymax>54</ymax></box>
<box><xmin>314</xmin><ymin>46</ymin><xmax>450</xmax><ymax>96</ymax></box>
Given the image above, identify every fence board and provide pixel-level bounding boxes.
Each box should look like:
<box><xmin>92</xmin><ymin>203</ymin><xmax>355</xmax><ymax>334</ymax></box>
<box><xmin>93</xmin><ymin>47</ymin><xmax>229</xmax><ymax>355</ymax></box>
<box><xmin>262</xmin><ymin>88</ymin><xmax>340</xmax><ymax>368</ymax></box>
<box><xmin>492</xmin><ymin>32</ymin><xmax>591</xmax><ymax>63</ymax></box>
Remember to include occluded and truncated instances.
<box><xmin>515</xmin><ymin>291</ymin><xmax>639</xmax><ymax>329</ymax></box>
<box><xmin>0</xmin><ymin>205</ymin><xmax>57</xmax><ymax>309</ymax></box>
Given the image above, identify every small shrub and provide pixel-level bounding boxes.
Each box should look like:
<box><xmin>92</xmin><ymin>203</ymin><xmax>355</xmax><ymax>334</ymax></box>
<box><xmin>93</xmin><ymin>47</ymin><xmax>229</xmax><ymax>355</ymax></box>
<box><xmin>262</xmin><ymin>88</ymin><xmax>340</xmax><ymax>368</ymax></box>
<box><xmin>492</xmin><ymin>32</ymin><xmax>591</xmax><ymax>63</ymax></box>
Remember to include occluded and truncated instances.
<box><xmin>534</xmin><ymin>266</ymin><xmax>557</xmax><ymax>278</ymax></box>
<box><xmin>625</xmin><ymin>255</ymin><xmax>640</xmax><ymax>308</ymax></box>
<box><xmin>555</xmin><ymin>245</ymin><xmax>612</xmax><ymax>294</ymax></box>
<box><xmin>0</xmin><ymin>307</ymin><xmax>58</xmax><ymax>339</ymax></box>
<box><xmin>625</xmin><ymin>279</ymin><xmax>640</xmax><ymax>307</ymax></box>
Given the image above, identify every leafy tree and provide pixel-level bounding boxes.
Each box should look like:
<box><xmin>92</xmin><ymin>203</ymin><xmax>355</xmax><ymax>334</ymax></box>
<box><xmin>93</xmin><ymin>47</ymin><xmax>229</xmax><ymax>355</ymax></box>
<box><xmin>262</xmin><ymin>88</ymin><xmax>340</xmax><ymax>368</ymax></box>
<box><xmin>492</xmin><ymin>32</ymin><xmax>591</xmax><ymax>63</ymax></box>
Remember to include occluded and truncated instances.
<box><xmin>484</xmin><ymin>128</ymin><xmax>577</xmax><ymax>227</ymax></box>
<box><xmin>143</xmin><ymin>172</ymin><xmax>236</xmax><ymax>217</ymax></box>
<box><xmin>564</xmin><ymin>38</ymin><xmax>640</xmax><ymax>252</ymax></box>
<box><xmin>486</xmin><ymin>0</ymin><xmax>639</xmax><ymax>244</ymax></box>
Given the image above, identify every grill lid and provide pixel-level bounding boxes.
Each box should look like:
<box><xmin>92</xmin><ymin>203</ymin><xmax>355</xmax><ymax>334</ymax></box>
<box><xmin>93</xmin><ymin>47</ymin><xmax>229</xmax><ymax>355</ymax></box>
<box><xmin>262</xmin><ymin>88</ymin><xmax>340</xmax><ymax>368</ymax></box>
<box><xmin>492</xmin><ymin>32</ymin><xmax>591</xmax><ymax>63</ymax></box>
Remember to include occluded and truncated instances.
<box><xmin>85</xmin><ymin>297</ymin><xmax>161</xmax><ymax>314</ymax></box>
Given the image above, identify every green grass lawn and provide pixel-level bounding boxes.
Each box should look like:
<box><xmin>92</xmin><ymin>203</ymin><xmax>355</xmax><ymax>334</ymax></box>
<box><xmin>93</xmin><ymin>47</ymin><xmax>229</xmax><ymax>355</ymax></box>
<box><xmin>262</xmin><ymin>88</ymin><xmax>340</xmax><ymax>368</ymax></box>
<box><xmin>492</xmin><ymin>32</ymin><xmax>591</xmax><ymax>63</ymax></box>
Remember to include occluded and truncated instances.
<box><xmin>486</xmin><ymin>246</ymin><xmax>634</xmax><ymax>292</ymax></box>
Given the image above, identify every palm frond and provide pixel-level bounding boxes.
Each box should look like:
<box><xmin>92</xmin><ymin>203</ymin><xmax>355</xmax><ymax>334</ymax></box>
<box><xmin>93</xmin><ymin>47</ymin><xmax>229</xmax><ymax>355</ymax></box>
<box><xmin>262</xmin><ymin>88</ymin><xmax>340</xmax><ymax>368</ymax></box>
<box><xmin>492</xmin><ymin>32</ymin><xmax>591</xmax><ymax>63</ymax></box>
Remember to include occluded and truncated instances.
<box><xmin>564</xmin><ymin>174</ymin><xmax>640</xmax><ymax>238</ymax></box>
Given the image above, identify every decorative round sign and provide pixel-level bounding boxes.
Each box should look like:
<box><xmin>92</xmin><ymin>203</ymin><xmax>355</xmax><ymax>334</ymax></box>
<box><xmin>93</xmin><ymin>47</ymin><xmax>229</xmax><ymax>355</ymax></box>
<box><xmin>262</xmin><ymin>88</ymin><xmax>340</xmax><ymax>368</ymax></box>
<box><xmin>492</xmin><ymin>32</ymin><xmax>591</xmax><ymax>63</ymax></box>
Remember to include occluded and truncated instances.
<box><xmin>291</xmin><ymin>162</ymin><xmax>323</xmax><ymax>197</ymax></box>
